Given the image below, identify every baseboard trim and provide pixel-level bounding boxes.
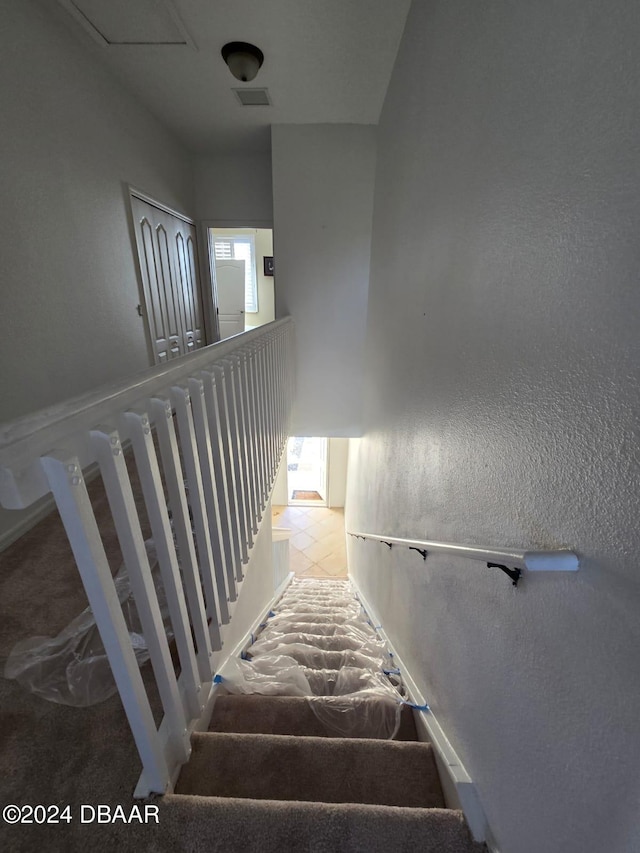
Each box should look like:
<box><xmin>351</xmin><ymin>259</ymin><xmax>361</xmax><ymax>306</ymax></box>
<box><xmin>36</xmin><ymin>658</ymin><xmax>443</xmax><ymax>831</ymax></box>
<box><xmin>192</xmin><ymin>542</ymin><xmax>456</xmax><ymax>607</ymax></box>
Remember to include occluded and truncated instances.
<box><xmin>0</xmin><ymin>495</ymin><xmax>56</xmax><ymax>552</ymax></box>
<box><xmin>0</xmin><ymin>460</ymin><xmax>101</xmax><ymax>552</ymax></box>
<box><xmin>484</xmin><ymin>828</ymin><xmax>502</xmax><ymax>853</ymax></box>
<box><xmin>350</xmin><ymin>577</ymin><xmax>490</xmax><ymax>844</ymax></box>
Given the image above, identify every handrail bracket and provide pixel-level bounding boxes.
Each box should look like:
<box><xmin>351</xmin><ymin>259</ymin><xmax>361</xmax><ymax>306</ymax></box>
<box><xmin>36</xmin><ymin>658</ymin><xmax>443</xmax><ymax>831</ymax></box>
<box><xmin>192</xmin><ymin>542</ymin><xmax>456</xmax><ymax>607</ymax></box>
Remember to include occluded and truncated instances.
<box><xmin>487</xmin><ymin>562</ymin><xmax>521</xmax><ymax>587</ymax></box>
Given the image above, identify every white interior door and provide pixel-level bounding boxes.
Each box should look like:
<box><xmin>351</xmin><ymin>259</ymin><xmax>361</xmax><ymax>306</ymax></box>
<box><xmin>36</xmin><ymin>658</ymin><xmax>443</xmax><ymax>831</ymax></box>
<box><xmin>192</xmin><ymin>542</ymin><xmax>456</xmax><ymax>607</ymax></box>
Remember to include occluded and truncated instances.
<box><xmin>131</xmin><ymin>195</ymin><xmax>205</xmax><ymax>363</ymax></box>
<box><xmin>215</xmin><ymin>259</ymin><xmax>245</xmax><ymax>339</ymax></box>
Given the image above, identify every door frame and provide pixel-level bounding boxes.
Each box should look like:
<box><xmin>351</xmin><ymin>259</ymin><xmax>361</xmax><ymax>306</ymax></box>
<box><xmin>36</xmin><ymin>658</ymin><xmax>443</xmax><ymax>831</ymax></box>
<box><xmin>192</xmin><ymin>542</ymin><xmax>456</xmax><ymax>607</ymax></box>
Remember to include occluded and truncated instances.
<box><xmin>287</xmin><ymin>437</ymin><xmax>331</xmax><ymax>507</ymax></box>
<box><xmin>199</xmin><ymin>219</ymin><xmax>273</xmax><ymax>345</ymax></box>
<box><xmin>127</xmin><ymin>186</ymin><xmax>212</xmax><ymax>363</ymax></box>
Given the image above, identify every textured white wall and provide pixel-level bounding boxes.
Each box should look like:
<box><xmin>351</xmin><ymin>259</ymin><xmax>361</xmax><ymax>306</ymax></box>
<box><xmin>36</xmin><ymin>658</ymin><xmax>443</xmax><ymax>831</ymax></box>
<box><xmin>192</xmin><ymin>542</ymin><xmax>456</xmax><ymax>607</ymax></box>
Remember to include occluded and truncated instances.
<box><xmin>271</xmin><ymin>459</ymin><xmax>289</xmax><ymax>507</ymax></box>
<box><xmin>0</xmin><ymin>0</ymin><xmax>195</xmax><ymax>545</ymax></box>
<box><xmin>347</xmin><ymin>2</ymin><xmax>640</xmax><ymax>852</ymax></box>
<box><xmin>0</xmin><ymin>0</ymin><xmax>194</xmax><ymax>423</ymax></box>
<box><xmin>328</xmin><ymin>438</ymin><xmax>349</xmax><ymax>508</ymax></box>
<box><xmin>251</xmin><ymin>228</ymin><xmax>275</xmax><ymax>328</ymax></box>
<box><xmin>272</xmin><ymin>125</ymin><xmax>376</xmax><ymax>436</ymax></box>
<box><xmin>211</xmin><ymin>507</ymin><xmax>275</xmax><ymax>672</ymax></box>
<box><xmin>194</xmin><ymin>153</ymin><xmax>273</xmax><ymax>225</ymax></box>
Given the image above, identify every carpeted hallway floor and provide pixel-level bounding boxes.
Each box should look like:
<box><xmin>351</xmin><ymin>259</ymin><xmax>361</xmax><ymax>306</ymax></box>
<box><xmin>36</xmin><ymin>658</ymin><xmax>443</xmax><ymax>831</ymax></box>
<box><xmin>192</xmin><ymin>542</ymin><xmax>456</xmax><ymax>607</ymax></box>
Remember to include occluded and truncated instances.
<box><xmin>0</xmin><ymin>467</ymin><xmax>165</xmax><ymax>853</ymax></box>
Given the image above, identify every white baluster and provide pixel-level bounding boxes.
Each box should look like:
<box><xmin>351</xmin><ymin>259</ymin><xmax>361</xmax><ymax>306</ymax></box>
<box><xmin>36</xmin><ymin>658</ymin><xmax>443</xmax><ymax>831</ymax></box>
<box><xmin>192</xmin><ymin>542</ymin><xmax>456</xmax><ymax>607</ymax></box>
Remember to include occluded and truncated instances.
<box><xmin>277</xmin><ymin>330</ymin><xmax>287</xmax><ymax>456</ymax></box>
<box><xmin>245</xmin><ymin>346</ymin><xmax>266</xmax><ymax>515</ymax></box>
<box><xmin>252</xmin><ymin>341</ymin><xmax>270</xmax><ymax>505</ymax></box>
<box><xmin>231</xmin><ymin>352</ymin><xmax>258</xmax><ymax>538</ymax></box>
<box><xmin>210</xmin><ymin>365</ymin><xmax>244</xmax><ymax>581</ymax></box>
<box><xmin>237</xmin><ymin>350</ymin><xmax>261</xmax><ymax>528</ymax></box>
<box><xmin>287</xmin><ymin>323</ymin><xmax>296</xmax><ymax>433</ymax></box>
<box><xmin>188</xmin><ymin>378</ymin><xmax>236</xmax><ymax>604</ymax></box>
<box><xmin>201</xmin><ymin>370</ymin><xmax>240</xmax><ymax>585</ymax></box>
<box><xmin>273</xmin><ymin>332</ymin><xmax>285</xmax><ymax>470</ymax></box>
<box><xmin>41</xmin><ymin>451</ymin><xmax>170</xmax><ymax>794</ymax></box>
<box><xmin>217</xmin><ymin>360</ymin><xmax>251</xmax><ymax>561</ymax></box>
<box><xmin>171</xmin><ymin>386</ymin><xmax>228</xmax><ymax>626</ymax></box>
<box><xmin>150</xmin><ymin>397</ymin><xmax>219</xmax><ymax>668</ymax></box>
<box><xmin>264</xmin><ymin>333</ymin><xmax>278</xmax><ymax>482</ymax></box>
<box><xmin>121</xmin><ymin>409</ymin><xmax>202</xmax><ymax>720</ymax></box>
<box><xmin>90</xmin><ymin>426</ymin><xmax>190</xmax><ymax>764</ymax></box>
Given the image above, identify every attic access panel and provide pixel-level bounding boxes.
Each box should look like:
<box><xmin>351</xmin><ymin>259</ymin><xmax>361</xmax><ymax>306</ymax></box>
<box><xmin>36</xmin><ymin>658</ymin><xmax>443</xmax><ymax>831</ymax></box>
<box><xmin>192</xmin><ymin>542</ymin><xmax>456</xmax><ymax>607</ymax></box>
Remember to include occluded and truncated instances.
<box><xmin>58</xmin><ymin>0</ymin><xmax>194</xmax><ymax>47</ymax></box>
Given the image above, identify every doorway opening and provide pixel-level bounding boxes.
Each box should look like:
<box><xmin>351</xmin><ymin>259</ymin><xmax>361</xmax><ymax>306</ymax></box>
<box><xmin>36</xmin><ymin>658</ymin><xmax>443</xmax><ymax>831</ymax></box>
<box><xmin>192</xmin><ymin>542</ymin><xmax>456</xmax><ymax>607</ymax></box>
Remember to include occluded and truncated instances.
<box><xmin>286</xmin><ymin>437</ymin><xmax>328</xmax><ymax>506</ymax></box>
<box><xmin>210</xmin><ymin>227</ymin><xmax>274</xmax><ymax>340</ymax></box>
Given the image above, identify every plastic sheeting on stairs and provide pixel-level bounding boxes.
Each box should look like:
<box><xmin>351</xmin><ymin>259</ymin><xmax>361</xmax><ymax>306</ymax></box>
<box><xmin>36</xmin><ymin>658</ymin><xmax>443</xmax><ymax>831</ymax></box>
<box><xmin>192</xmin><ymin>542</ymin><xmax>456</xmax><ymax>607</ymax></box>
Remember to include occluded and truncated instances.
<box><xmin>216</xmin><ymin>579</ymin><xmax>407</xmax><ymax>739</ymax></box>
<box><xmin>3</xmin><ymin>539</ymin><xmax>173</xmax><ymax>706</ymax></box>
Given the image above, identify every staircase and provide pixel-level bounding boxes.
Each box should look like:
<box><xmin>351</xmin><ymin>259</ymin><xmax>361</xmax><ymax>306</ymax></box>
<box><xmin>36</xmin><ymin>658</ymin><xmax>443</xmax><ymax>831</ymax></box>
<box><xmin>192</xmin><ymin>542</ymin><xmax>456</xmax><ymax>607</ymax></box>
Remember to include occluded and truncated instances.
<box><xmin>0</xmin><ymin>319</ymin><xmax>485</xmax><ymax>851</ymax></box>
<box><xmin>158</xmin><ymin>579</ymin><xmax>485</xmax><ymax>852</ymax></box>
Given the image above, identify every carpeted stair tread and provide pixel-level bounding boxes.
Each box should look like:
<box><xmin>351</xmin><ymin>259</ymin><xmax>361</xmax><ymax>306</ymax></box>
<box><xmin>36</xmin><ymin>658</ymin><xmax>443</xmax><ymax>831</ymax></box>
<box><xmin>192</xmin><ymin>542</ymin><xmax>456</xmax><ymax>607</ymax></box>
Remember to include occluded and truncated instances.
<box><xmin>175</xmin><ymin>731</ymin><xmax>445</xmax><ymax>808</ymax></box>
<box><xmin>209</xmin><ymin>694</ymin><xmax>419</xmax><ymax>740</ymax></box>
<box><xmin>160</xmin><ymin>794</ymin><xmax>484</xmax><ymax>853</ymax></box>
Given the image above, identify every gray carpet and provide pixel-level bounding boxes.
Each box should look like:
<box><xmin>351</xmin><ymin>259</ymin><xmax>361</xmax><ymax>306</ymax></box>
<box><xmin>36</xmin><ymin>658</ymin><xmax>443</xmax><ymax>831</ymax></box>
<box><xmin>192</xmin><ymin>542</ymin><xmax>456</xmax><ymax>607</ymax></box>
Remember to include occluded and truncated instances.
<box><xmin>0</xmin><ymin>523</ymin><xmax>485</xmax><ymax>852</ymax></box>
<box><xmin>0</xmin><ymin>454</ymin><xmax>162</xmax><ymax>853</ymax></box>
<box><xmin>176</xmin><ymin>731</ymin><xmax>445</xmax><ymax>807</ymax></box>
<box><xmin>154</xmin><ymin>795</ymin><xmax>486</xmax><ymax>853</ymax></box>
<box><xmin>209</xmin><ymin>693</ymin><xmax>419</xmax><ymax>739</ymax></box>
<box><xmin>168</xmin><ymin>579</ymin><xmax>485</xmax><ymax>851</ymax></box>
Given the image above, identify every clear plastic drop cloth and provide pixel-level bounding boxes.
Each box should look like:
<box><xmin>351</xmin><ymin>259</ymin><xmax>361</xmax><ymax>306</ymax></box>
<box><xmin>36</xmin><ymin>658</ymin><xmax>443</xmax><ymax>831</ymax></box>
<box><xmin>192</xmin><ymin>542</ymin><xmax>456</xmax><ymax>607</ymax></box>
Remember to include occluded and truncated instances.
<box><xmin>265</xmin><ymin>611</ymin><xmax>365</xmax><ymax>627</ymax></box>
<box><xmin>303</xmin><ymin>668</ymin><xmax>342</xmax><ymax>696</ymax></box>
<box><xmin>288</xmin><ymin>580</ymin><xmax>351</xmax><ymax>590</ymax></box>
<box><xmin>308</xmin><ymin>691</ymin><xmax>402</xmax><ymax>739</ymax></box>
<box><xmin>282</xmin><ymin>591</ymin><xmax>354</xmax><ymax>607</ymax></box>
<box><xmin>3</xmin><ymin>540</ymin><xmax>172</xmax><ymax>707</ymax></box>
<box><xmin>248</xmin><ymin>642</ymin><xmax>390</xmax><ymax>670</ymax></box>
<box><xmin>282</xmin><ymin>595</ymin><xmax>354</xmax><ymax>610</ymax></box>
<box><xmin>259</xmin><ymin>620</ymin><xmax>378</xmax><ymax>641</ymax></box>
<box><xmin>303</xmin><ymin>666</ymin><xmax>385</xmax><ymax>696</ymax></box>
<box><xmin>217</xmin><ymin>654</ymin><xmax>312</xmax><ymax>697</ymax></box>
<box><xmin>249</xmin><ymin>630</ymin><xmax>384</xmax><ymax>657</ymax></box>
<box><xmin>271</xmin><ymin>602</ymin><xmax>362</xmax><ymax>617</ymax></box>
<box><xmin>215</xmin><ymin>578</ymin><xmax>408</xmax><ymax>739</ymax></box>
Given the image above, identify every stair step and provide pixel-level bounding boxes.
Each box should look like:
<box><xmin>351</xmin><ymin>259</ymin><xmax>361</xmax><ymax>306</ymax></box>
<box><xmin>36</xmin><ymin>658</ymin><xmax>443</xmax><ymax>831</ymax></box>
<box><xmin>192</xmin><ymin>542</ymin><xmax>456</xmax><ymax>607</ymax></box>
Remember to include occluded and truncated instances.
<box><xmin>250</xmin><ymin>647</ymin><xmax>385</xmax><ymax>670</ymax></box>
<box><xmin>251</xmin><ymin>632</ymin><xmax>382</xmax><ymax>654</ymax></box>
<box><xmin>175</xmin><ymin>732</ymin><xmax>445</xmax><ymax>808</ymax></box>
<box><xmin>260</xmin><ymin>621</ymin><xmax>378</xmax><ymax>638</ymax></box>
<box><xmin>161</xmin><ymin>795</ymin><xmax>483</xmax><ymax>853</ymax></box>
<box><xmin>209</xmin><ymin>694</ymin><xmax>419</xmax><ymax>740</ymax></box>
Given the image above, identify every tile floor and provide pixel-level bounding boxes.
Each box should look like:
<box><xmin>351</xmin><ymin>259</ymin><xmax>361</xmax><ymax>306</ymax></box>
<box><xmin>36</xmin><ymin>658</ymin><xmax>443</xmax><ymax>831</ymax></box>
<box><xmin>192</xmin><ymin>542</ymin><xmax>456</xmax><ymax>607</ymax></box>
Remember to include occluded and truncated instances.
<box><xmin>272</xmin><ymin>505</ymin><xmax>348</xmax><ymax>579</ymax></box>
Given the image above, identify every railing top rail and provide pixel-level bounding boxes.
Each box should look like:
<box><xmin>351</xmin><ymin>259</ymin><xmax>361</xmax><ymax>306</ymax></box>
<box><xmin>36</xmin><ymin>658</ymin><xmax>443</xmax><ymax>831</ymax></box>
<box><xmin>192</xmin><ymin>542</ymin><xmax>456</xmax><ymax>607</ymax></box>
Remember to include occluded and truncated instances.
<box><xmin>347</xmin><ymin>530</ymin><xmax>579</xmax><ymax>573</ymax></box>
<box><xmin>0</xmin><ymin>318</ymin><xmax>292</xmax><ymax>466</ymax></box>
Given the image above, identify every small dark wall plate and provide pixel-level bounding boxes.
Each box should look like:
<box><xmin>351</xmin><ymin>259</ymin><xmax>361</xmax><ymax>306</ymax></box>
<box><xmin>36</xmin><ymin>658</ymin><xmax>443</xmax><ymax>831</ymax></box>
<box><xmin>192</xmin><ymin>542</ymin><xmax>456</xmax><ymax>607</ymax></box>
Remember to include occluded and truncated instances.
<box><xmin>264</xmin><ymin>256</ymin><xmax>274</xmax><ymax>276</ymax></box>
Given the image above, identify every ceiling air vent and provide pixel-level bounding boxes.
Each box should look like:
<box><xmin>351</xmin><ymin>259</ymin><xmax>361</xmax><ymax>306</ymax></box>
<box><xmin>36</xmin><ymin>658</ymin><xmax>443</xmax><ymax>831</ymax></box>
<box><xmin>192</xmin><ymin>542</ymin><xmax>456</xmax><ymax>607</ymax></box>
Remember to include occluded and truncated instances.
<box><xmin>233</xmin><ymin>88</ymin><xmax>271</xmax><ymax>107</ymax></box>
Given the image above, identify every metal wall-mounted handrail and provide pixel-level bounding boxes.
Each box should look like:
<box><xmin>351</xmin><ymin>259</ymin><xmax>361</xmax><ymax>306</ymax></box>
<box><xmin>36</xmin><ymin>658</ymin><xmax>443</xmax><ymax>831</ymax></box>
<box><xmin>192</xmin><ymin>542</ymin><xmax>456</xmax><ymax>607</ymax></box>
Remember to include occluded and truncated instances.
<box><xmin>347</xmin><ymin>530</ymin><xmax>579</xmax><ymax>586</ymax></box>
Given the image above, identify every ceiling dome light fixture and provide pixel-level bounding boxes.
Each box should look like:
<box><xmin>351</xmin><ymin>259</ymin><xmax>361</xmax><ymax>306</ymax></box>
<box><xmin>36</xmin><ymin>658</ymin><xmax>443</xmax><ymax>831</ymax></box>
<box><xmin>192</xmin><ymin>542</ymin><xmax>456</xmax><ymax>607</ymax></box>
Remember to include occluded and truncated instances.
<box><xmin>221</xmin><ymin>42</ymin><xmax>264</xmax><ymax>83</ymax></box>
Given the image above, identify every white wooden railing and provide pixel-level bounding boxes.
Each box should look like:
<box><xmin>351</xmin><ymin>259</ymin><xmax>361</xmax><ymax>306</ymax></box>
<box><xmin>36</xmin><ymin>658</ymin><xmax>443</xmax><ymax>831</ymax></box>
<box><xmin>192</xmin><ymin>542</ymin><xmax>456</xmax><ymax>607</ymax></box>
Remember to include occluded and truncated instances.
<box><xmin>0</xmin><ymin>318</ymin><xmax>294</xmax><ymax>795</ymax></box>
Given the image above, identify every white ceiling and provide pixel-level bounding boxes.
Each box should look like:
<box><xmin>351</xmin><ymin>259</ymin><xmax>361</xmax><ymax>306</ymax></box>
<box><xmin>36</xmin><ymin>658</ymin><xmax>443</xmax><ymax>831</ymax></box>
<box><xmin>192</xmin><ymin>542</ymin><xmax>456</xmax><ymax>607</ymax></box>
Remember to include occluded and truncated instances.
<box><xmin>50</xmin><ymin>0</ymin><xmax>412</xmax><ymax>154</ymax></box>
